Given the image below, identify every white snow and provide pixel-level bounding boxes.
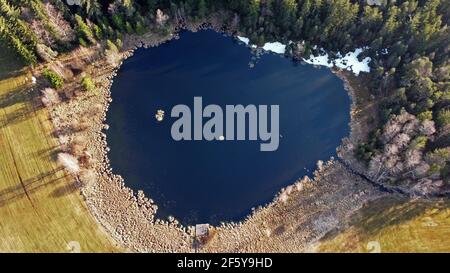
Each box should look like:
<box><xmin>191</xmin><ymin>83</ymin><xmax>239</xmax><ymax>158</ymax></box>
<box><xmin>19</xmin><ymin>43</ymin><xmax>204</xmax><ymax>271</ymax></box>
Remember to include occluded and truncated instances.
<box><xmin>262</xmin><ymin>42</ymin><xmax>286</xmax><ymax>54</ymax></box>
<box><xmin>237</xmin><ymin>36</ymin><xmax>250</xmax><ymax>45</ymax></box>
<box><xmin>303</xmin><ymin>48</ymin><xmax>371</xmax><ymax>75</ymax></box>
<box><xmin>335</xmin><ymin>48</ymin><xmax>371</xmax><ymax>75</ymax></box>
<box><xmin>238</xmin><ymin>36</ymin><xmax>286</xmax><ymax>53</ymax></box>
<box><xmin>303</xmin><ymin>53</ymin><xmax>332</xmax><ymax>67</ymax></box>
<box><xmin>236</xmin><ymin>35</ymin><xmax>371</xmax><ymax>75</ymax></box>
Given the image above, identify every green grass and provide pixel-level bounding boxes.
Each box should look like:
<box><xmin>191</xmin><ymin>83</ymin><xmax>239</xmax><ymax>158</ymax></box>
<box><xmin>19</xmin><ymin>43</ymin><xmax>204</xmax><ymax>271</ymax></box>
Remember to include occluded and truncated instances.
<box><xmin>318</xmin><ymin>196</ymin><xmax>450</xmax><ymax>253</ymax></box>
<box><xmin>0</xmin><ymin>54</ymin><xmax>119</xmax><ymax>252</ymax></box>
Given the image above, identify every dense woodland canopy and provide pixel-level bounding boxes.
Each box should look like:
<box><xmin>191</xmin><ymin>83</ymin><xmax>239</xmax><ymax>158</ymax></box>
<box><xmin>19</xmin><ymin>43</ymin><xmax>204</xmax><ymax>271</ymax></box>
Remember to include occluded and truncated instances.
<box><xmin>0</xmin><ymin>0</ymin><xmax>449</xmax><ymax>190</ymax></box>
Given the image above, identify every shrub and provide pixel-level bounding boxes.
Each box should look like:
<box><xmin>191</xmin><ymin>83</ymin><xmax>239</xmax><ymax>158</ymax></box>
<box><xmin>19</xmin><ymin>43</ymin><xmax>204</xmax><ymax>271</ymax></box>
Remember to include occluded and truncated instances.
<box><xmin>78</xmin><ymin>37</ymin><xmax>87</xmax><ymax>47</ymax></box>
<box><xmin>75</xmin><ymin>14</ymin><xmax>95</xmax><ymax>44</ymax></box>
<box><xmin>356</xmin><ymin>143</ymin><xmax>375</xmax><ymax>162</ymax></box>
<box><xmin>43</xmin><ymin>68</ymin><xmax>64</xmax><ymax>89</ymax></box>
<box><xmin>410</xmin><ymin>135</ymin><xmax>428</xmax><ymax>150</ymax></box>
<box><xmin>125</xmin><ymin>21</ymin><xmax>134</xmax><ymax>33</ymax></box>
<box><xmin>417</xmin><ymin>110</ymin><xmax>433</xmax><ymax>121</ymax></box>
<box><xmin>111</xmin><ymin>14</ymin><xmax>125</xmax><ymax>31</ymax></box>
<box><xmin>106</xmin><ymin>39</ymin><xmax>118</xmax><ymax>52</ymax></box>
<box><xmin>429</xmin><ymin>148</ymin><xmax>450</xmax><ymax>160</ymax></box>
<box><xmin>81</xmin><ymin>76</ymin><xmax>95</xmax><ymax>92</ymax></box>
<box><xmin>135</xmin><ymin>21</ymin><xmax>145</xmax><ymax>35</ymax></box>
<box><xmin>355</xmin><ymin>129</ymin><xmax>383</xmax><ymax>162</ymax></box>
<box><xmin>115</xmin><ymin>38</ymin><xmax>123</xmax><ymax>50</ymax></box>
<box><xmin>93</xmin><ymin>24</ymin><xmax>103</xmax><ymax>40</ymax></box>
<box><xmin>436</xmin><ymin>109</ymin><xmax>450</xmax><ymax>127</ymax></box>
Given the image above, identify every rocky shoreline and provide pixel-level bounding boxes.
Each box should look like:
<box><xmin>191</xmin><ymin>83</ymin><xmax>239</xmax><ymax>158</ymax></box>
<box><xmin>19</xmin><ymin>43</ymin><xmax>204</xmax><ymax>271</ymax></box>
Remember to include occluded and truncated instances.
<box><xmin>44</xmin><ymin>18</ymin><xmax>391</xmax><ymax>252</ymax></box>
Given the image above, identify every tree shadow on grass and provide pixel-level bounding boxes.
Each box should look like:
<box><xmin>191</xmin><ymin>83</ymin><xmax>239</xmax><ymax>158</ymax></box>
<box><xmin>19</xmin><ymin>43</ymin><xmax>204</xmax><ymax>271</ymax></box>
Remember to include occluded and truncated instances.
<box><xmin>0</xmin><ymin>105</ymin><xmax>37</xmax><ymax>128</ymax></box>
<box><xmin>50</xmin><ymin>182</ymin><xmax>78</xmax><ymax>198</ymax></box>
<box><xmin>321</xmin><ymin>196</ymin><xmax>450</xmax><ymax>243</ymax></box>
<box><xmin>0</xmin><ymin>84</ymin><xmax>46</xmax><ymax>129</ymax></box>
<box><xmin>32</xmin><ymin>145</ymin><xmax>62</xmax><ymax>162</ymax></box>
<box><xmin>0</xmin><ymin>83</ymin><xmax>29</xmax><ymax>108</ymax></box>
<box><xmin>351</xmin><ymin>197</ymin><xmax>420</xmax><ymax>235</ymax></box>
<box><xmin>0</xmin><ymin>168</ymin><xmax>68</xmax><ymax>208</ymax></box>
<box><xmin>0</xmin><ymin>45</ymin><xmax>25</xmax><ymax>81</ymax></box>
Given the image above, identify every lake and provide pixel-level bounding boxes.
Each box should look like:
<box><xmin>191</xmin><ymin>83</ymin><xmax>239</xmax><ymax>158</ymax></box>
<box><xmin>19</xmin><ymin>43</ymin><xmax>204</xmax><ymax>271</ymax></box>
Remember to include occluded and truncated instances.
<box><xmin>106</xmin><ymin>30</ymin><xmax>351</xmax><ymax>225</ymax></box>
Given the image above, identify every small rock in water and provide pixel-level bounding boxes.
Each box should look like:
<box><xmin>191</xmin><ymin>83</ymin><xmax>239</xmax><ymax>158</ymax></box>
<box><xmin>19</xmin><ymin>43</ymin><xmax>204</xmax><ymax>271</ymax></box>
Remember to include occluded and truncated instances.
<box><xmin>155</xmin><ymin>109</ymin><xmax>165</xmax><ymax>122</ymax></box>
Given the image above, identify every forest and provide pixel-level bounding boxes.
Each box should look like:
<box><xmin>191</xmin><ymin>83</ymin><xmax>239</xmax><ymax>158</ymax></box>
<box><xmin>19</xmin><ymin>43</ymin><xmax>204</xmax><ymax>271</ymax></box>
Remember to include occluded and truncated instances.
<box><xmin>0</xmin><ymin>0</ymin><xmax>449</xmax><ymax>191</ymax></box>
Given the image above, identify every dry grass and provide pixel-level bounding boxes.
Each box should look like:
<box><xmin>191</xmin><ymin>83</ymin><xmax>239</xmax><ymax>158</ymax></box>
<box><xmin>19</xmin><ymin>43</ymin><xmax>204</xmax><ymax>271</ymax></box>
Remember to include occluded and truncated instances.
<box><xmin>0</xmin><ymin>62</ymin><xmax>119</xmax><ymax>252</ymax></box>
<box><xmin>317</xmin><ymin>196</ymin><xmax>450</xmax><ymax>253</ymax></box>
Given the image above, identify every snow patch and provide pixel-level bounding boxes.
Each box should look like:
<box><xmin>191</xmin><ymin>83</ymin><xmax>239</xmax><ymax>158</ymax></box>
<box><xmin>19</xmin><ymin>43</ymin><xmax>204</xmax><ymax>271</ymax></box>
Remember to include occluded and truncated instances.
<box><xmin>237</xmin><ymin>36</ymin><xmax>250</xmax><ymax>45</ymax></box>
<box><xmin>262</xmin><ymin>42</ymin><xmax>286</xmax><ymax>54</ymax></box>
<box><xmin>238</xmin><ymin>36</ymin><xmax>286</xmax><ymax>53</ymax></box>
<box><xmin>236</xmin><ymin>35</ymin><xmax>371</xmax><ymax>75</ymax></box>
<box><xmin>303</xmin><ymin>48</ymin><xmax>371</xmax><ymax>75</ymax></box>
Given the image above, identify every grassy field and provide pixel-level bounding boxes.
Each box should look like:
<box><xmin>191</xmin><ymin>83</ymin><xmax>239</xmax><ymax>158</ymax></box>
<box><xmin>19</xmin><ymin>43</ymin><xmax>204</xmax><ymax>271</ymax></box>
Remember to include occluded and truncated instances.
<box><xmin>0</xmin><ymin>50</ymin><xmax>119</xmax><ymax>252</ymax></box>
<box><xmin>318</xmin><ymin>196</ymin><xmax>450</xmax><ymax>252</ymax></box>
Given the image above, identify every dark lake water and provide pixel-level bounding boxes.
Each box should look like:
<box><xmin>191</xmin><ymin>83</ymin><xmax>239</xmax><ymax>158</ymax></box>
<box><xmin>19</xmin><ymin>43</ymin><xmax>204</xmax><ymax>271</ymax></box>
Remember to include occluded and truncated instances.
<box><xmin>106</xmin><ymin>30</ymin><xmax>350</xmax><ymax>225</ymax></box>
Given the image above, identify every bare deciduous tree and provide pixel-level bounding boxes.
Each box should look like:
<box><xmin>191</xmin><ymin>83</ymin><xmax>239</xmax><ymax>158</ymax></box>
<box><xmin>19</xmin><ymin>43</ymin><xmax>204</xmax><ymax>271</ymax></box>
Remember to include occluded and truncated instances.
<box><xmin>57</xmin><ymin>153</ymin><xmax>80</xmax><ymax>175</ymax></box>
<box><xmin>156</xmin><ymin>9</ymin><xmax>169</xmax><ymax>26</ymax></box>
<box><xmin>79</xmin><ymin>169</ymin><xmax>96</xmax><ymax>186</ymax></box>
<box><xmin>41</xmin><ymin>88</ymin><xmax>60</xmax><ymax>107</ymax></box>
<box><xmin>419</xmin><ymin>120</ymin><xmax>436</xmax><ymax>136</ymax></box>
<box><xmin>71</xmin><ymin>116</ymin><xmax>90</xmax><ymax>132</ymax></box>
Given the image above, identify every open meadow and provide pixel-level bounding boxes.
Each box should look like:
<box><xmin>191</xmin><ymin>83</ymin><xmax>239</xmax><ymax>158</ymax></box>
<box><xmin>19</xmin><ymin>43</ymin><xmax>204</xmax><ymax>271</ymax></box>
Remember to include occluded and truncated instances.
<box><xmin>0</xmin><ymin>47</ymin><xmax>118</xmax><ymax>252</ymax></box>
<box><xmin>318</xmin><ymin>196</ymin><xmax>450</xmax><ymax>252</ymax></box>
